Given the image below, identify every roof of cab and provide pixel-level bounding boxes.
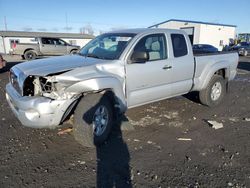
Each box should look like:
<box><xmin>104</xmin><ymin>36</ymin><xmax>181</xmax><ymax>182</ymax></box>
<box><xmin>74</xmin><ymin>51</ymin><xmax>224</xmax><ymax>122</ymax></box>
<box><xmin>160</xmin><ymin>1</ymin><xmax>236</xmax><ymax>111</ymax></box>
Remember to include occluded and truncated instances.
<box><xmin>107</xmin><ymin>28</ymin><xmax>185</xmax><ymax>35</ymax></box>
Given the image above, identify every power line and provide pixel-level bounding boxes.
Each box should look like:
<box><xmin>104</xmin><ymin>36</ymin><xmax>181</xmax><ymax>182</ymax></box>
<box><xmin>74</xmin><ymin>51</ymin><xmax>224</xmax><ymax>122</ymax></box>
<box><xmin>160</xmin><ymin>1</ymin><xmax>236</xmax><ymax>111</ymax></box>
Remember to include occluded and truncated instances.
<box><xmin>4</xmin><ymin>15</ymin><xmax>147</xmax><ymax>28</ymax></box>
<box><xmin>65</xmin><ymin>12</ymin><xmax>69</xmax><ymax>32</ymax></box>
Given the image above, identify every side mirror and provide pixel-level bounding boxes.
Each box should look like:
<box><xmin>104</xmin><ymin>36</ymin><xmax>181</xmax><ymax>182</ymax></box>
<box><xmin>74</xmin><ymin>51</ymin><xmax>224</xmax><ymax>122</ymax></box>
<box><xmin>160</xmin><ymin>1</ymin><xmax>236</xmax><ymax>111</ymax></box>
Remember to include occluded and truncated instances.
<box><xmin>130</xmin><ymin>51</ymin><xmax>149</xmax><ymax>63</ymax></box>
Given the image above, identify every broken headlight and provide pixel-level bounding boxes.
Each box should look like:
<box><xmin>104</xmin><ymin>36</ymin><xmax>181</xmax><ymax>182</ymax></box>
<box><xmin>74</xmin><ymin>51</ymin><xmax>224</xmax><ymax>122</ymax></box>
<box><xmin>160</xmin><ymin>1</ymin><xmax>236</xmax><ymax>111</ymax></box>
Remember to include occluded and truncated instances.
<box><xmin>9</xmin><ymin>68</ymin><xmax>26</xmax><ymax>96</ymax></box>
<box><xmin>9</xmin><ymin>69</ymin><xmax>21</xmax><ymax>95</ymax></box>
<box><xmin>23</xmin><ymin>76</ymin><xmax>56</xmax><ymax>96</ymax></box>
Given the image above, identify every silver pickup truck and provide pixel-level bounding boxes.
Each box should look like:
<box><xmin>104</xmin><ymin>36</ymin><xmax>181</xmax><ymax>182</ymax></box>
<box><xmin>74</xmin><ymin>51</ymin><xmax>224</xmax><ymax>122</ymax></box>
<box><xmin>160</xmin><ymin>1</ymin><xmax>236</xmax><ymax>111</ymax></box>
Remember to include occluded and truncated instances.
<box><xmin>11</xmin><ymin>37</ymin><xmax>80</xmax><ymax>60</ymax></box>
<box><xmin>6</xmin><ymin>28</ymin><xmax>238</xmax><ymax>147</ymax></box>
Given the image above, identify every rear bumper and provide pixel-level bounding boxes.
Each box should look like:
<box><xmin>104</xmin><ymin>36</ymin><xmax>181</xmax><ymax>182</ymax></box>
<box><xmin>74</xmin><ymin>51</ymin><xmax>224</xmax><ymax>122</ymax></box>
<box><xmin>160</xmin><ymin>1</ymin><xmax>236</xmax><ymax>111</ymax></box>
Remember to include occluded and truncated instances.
<box><xmin>6</xmin><ymin>83</ymin><xmax>75</xmax><ymax>128</ymax></box>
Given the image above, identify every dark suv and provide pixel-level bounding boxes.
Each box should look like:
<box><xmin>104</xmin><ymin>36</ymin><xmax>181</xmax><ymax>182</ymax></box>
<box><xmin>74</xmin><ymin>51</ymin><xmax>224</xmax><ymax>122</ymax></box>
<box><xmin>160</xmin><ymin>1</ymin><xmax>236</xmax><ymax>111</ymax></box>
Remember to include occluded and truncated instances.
<box><xmin>193</xmin><ymin>44</ymin><xmax>218</xmax><ymax>54</ymax></box>
<box><xmin>230</xmin><ymin>42</ymin><xmax>250</xmax><ymax>56</ymax></box>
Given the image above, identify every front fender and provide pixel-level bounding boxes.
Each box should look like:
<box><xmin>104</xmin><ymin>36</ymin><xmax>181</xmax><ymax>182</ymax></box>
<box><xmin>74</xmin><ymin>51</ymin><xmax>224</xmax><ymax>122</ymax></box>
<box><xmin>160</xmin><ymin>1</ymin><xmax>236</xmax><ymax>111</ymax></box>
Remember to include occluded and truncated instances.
<box><xmin>65</xmin><ymin>77</ymin><xmax>127</xmax><ymax>112</ymax></box>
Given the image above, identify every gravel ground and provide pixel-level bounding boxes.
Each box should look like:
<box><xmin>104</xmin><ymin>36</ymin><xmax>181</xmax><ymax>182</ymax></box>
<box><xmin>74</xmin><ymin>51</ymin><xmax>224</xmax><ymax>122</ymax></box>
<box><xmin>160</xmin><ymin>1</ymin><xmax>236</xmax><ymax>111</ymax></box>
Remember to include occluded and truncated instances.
<box><xmin>0</xmin><ymin>55</ymin><xmax>249</xmax><ymax>188</ymax></box>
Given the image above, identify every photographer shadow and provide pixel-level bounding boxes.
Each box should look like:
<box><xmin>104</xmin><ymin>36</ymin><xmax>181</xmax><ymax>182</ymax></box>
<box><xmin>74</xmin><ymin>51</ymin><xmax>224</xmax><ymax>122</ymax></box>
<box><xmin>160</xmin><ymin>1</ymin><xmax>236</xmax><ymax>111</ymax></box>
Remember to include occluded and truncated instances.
<box><xmin>0</xmin><ymin>61</ymin><xmax>21</xmax><ymax>74</ymax></box>
<box><xmin>96</xmin><ymin>116</ymin><xmax>132</xmax><ymax>188</ymax></box>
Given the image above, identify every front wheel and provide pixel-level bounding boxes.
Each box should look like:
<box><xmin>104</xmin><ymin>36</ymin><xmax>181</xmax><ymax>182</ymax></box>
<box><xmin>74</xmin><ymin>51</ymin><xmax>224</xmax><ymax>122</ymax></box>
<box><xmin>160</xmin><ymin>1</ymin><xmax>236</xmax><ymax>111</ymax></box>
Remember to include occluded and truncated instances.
<box><xmin>73</xmin><ymin>93</ymin><xmax>114</xmax><ymax>147</ymax></box>
<box><xmin>199</xmin><ymin>75</ymin><xmax>226</xmax><ymax>107</ymax></box>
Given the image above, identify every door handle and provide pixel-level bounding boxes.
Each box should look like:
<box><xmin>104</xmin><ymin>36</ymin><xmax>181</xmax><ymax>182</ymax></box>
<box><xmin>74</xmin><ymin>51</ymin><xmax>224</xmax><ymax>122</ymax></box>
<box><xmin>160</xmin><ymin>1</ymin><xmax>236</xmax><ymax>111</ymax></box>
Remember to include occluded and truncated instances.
<box><xmin>162</xmin><ymin>65</ymin><xmax>172</xmax><ymax>70</ymax></box>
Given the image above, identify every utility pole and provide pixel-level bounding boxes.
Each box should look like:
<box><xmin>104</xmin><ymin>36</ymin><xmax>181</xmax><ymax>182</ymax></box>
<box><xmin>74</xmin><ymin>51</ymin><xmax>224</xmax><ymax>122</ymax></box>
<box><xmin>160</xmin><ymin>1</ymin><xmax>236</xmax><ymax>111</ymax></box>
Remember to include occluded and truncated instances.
<box><xmin>4</xmin><ymin>16</ymin><xmax>7</xmax><ymax>31</ymax></box>
<box><xmin>65</xmin><ymin>13</ymin><xmax>68</xmax><ymax>32</ymax></box>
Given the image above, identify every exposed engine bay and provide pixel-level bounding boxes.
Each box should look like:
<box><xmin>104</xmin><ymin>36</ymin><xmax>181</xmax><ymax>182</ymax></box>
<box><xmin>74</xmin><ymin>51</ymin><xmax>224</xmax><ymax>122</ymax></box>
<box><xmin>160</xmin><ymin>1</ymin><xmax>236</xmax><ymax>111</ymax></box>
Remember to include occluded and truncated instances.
<box><xmin>23</xmin><ymin>75</ymin><xmax>76</xmax><ymax>100</ymax></box>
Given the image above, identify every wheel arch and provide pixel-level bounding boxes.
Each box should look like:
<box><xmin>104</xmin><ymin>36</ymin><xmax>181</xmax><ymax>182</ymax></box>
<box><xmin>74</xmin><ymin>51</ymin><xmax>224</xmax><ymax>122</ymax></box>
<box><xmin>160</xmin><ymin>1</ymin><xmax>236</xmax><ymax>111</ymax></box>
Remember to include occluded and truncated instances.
<box><xmin>70</xmin><ymin>49</ymin><xmax>78</xmax><ymax>53</ymax></box>
<box><xmin>202</xmin><ymin>68</ymin><xmax>228</xmax><ymax>90</ymax></box>
<box><xmin>60</xmin><ymin>77</ymin><xmax>127</xmax><ymax>124</ymax></box>
<box><xmin>23</xmin><ymin>48</ymin><xmax>37</xmax><ymax>55</ymax></box>
<box><xmin>60</xmin><ymin>89</ymin><xmax>118</xmax><ymax>125</ymax></box>
<box><xmin>194</xmin><ymin>61</ymin><xmax>229</xmax><ymax>91</ymax></box>
<box><xmin>65</xmin><ymin>77</ymin><xmax>127</xmax><ymax>112</ymax></box>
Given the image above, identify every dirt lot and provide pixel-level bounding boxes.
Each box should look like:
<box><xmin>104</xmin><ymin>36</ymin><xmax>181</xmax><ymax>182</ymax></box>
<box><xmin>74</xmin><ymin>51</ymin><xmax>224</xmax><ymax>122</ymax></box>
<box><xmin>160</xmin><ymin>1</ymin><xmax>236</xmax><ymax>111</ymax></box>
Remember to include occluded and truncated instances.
<box><xmin>0</xmin><ymin>55</ymin><xmax>249</xmax><ymax>187</ymax></box>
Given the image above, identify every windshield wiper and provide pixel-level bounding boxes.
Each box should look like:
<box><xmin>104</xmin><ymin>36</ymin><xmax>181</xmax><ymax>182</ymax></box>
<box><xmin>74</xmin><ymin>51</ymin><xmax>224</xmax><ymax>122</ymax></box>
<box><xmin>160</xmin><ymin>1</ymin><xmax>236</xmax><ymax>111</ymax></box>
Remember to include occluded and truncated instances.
<box><xmin>78</xmin><ymin>53</ymin><xmax>113</xmax><ymax>60</ymax></box>
<box><xmin>85</xmin><ymin>53</ymin><xmax>101</xmax><ymax>59</ymax></box>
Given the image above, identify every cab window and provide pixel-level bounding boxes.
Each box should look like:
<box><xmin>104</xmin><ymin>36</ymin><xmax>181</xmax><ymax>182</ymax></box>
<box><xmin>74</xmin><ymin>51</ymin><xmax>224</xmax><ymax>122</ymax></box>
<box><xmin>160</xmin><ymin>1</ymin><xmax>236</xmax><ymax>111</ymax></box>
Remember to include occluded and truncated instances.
<box><xmin>171</xmin><ymin>34</ymin><xmax>188</xmax><ymax>57</ymax></box>
<box><xmin>133</xmin><ymin>34</ymin><xmax>167</xmax><ymax>61</ymax></box>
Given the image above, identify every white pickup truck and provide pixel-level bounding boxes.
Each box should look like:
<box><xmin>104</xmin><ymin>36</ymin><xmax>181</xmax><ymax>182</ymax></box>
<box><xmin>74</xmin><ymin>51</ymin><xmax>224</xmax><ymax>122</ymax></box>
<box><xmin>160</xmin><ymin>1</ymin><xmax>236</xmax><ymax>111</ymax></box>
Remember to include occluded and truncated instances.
<box><xmin>6</xmin><ymin>28</ymin><xmax>238</xmax><ymax>147</ymax></box>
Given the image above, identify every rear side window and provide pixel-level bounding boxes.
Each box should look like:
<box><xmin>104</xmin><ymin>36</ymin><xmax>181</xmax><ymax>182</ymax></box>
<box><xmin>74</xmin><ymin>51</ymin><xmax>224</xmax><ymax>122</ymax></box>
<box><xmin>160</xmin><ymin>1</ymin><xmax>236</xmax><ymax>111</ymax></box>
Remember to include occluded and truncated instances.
<box><xmin>171</xmin><ymin>34</ymin><xmax>188</xmax><ymax>57</ymax></box>
<box><xmin>41</xmin><ymin>38</ymin><xmax>53</xmax><ymax>45</ymax></box>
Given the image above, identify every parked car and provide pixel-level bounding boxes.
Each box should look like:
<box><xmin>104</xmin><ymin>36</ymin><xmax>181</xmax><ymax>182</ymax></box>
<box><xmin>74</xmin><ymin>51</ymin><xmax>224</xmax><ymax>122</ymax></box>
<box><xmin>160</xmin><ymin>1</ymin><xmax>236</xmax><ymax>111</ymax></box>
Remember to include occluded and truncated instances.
<box><xmin>193</xmin><ymin>44</ymin><xmax>218</xmax><ymax>54</ymax></box>
<box><xmin>10</xmin><ymin>37</ymin><xmax>80</xmax><ymax>60</ymax></box>
<box><xmin>6</xmin><ymin>28</ymin><xmax>238</xmax><ymax>147</ymax></box>
<box><xmin>229</xmin><ymin>42</ymin><xmax>250</xmax><ymax>56</ymax></box>
<box><xmin>238</xmin><ymin>44</ymin><xmax>250</xmax><ymax>56</ymax></box>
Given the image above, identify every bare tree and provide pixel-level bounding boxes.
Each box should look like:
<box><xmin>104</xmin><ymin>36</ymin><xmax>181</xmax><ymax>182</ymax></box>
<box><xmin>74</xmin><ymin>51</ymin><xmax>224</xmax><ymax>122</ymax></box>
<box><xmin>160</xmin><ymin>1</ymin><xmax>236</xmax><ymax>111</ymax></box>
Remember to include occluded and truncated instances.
<box><xmin>80</xmin><ymin>24</ymin><xmax>94</xmax><ymax>35</ymax></box>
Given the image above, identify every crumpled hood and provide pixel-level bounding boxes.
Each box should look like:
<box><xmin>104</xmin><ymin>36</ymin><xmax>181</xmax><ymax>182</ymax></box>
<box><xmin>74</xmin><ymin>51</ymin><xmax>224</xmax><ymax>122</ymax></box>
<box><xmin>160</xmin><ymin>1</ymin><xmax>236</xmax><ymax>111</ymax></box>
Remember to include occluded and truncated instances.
<box><xmin>15</xmin><ymin>55</ymin><xmax>107</xmax><ymax>76</ymax></box>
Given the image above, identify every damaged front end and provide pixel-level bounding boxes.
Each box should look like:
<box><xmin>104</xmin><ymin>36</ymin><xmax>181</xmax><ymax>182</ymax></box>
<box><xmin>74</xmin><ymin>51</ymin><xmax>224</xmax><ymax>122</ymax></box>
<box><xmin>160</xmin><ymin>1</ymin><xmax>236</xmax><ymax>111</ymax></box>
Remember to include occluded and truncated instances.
<box><xmin>6</xmin><ymin>56</ymin><xmax>127</xmax><ymax>128</ymax></box>
<box><xmin>23</xmin><ymin>73</ymin><xmax>78</xmax><ymax>100</ymax></box>
<box><xmin>6</xmin><ymin>70</ymin><xmax>81</xmax><ymax>128</ymax></box>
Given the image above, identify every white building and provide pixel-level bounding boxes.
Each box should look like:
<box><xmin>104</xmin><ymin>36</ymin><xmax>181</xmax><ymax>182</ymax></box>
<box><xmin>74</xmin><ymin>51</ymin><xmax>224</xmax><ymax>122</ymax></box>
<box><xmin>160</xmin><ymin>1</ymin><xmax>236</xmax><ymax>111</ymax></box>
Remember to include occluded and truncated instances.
<box><xmin>0</xmin><ymin>31</ymin><xmax>94</xmax><ymax>54</ymax></box>
<box><xmin>149</xmin><ymin>19</ymin><xmax>236</xmax><ymax>50</ymax></box>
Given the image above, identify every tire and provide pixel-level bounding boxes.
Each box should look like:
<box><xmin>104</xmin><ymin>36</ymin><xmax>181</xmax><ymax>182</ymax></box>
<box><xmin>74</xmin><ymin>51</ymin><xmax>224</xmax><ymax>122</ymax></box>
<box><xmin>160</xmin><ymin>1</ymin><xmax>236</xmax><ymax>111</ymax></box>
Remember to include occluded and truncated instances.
<box><xmin>199</xmin><ymin>75</ymin><xmax>226</xmax><ymax>107</ymax></box>
<box><xmin>24</xmin><ymin>50</ymin><xmax>37</xmax><ymax>61</ymax></box>
<box><xmin>73</xmin><ymin>93</ymin><xmax>114</xmax><ymax>147</ymax></box>
<box><xmin>70</xmin><ymin>49</ymin><xmax>78</xmax><ymax>54</ymax></box>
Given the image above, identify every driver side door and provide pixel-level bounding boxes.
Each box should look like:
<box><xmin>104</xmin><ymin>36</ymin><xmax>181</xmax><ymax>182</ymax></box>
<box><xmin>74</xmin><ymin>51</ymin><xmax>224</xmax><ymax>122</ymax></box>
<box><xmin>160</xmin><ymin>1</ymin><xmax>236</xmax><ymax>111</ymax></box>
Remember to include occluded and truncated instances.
<box><xmin>126</xmin><ymin>33</ymin><xmax>173</xmax><ymax>108</ymax></box>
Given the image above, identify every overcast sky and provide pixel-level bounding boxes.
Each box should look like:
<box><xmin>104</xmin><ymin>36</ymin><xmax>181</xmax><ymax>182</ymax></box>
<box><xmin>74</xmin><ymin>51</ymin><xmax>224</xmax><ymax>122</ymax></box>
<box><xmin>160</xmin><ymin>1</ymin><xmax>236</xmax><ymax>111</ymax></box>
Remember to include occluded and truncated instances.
<box><xmin>0</xmin><ymin>0</ymin><xmax>249</xmax><ymax>34</ymax></box>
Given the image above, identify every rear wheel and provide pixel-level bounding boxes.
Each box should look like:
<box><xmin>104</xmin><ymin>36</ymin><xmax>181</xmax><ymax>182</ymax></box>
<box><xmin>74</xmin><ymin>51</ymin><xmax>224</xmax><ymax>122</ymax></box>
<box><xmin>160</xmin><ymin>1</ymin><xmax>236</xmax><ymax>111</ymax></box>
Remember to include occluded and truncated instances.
<box><xmin>73</xmin><ymin>93</ymin><xmax>114</xmax><ymax>147</ymax></box>
<box><xmin>70</xmin><ymin>49</ymin><xmax>78</xmax><ymax>54</ymax></box>
<box><xmin>199</xmin><ymin>75</ymin><xmax>226</xmax><ymax>107</ymax></box>
<box><xmin>24</xmin><ymin>50</ymin><xmax>37</xmax><ymax>61</ymax></box>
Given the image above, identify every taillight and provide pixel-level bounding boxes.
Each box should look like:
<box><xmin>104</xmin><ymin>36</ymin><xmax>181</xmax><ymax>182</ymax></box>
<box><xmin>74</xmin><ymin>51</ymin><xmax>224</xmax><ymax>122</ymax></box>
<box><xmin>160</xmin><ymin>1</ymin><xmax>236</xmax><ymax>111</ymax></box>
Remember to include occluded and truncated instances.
<box><xmin>12</xmin><ymin>42</ymin><xmax>16</xmax><ymax>49</ymax></box>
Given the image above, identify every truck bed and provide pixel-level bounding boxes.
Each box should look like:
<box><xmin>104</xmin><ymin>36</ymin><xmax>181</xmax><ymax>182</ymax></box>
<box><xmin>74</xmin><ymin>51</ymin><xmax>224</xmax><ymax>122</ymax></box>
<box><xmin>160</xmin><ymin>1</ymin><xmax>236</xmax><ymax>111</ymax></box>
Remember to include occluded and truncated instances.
<box><xmin>192</xmin><ymin>51</ymin><xmax>238</xmax><ymax>91</ymax></box>
<box><xmin>12</xmin><ymin>43</ymin><xmax>39</xmax><ymax>55</ymax></box>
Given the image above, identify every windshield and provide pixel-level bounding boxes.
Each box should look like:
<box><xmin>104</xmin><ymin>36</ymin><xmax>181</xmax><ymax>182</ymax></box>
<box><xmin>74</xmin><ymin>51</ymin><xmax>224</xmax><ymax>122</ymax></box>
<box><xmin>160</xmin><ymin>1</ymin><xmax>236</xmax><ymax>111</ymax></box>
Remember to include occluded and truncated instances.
<box><xmin>79</xmin><ymin>33</ymin><xmax>136</xmax><ymax>60</ymax></box>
